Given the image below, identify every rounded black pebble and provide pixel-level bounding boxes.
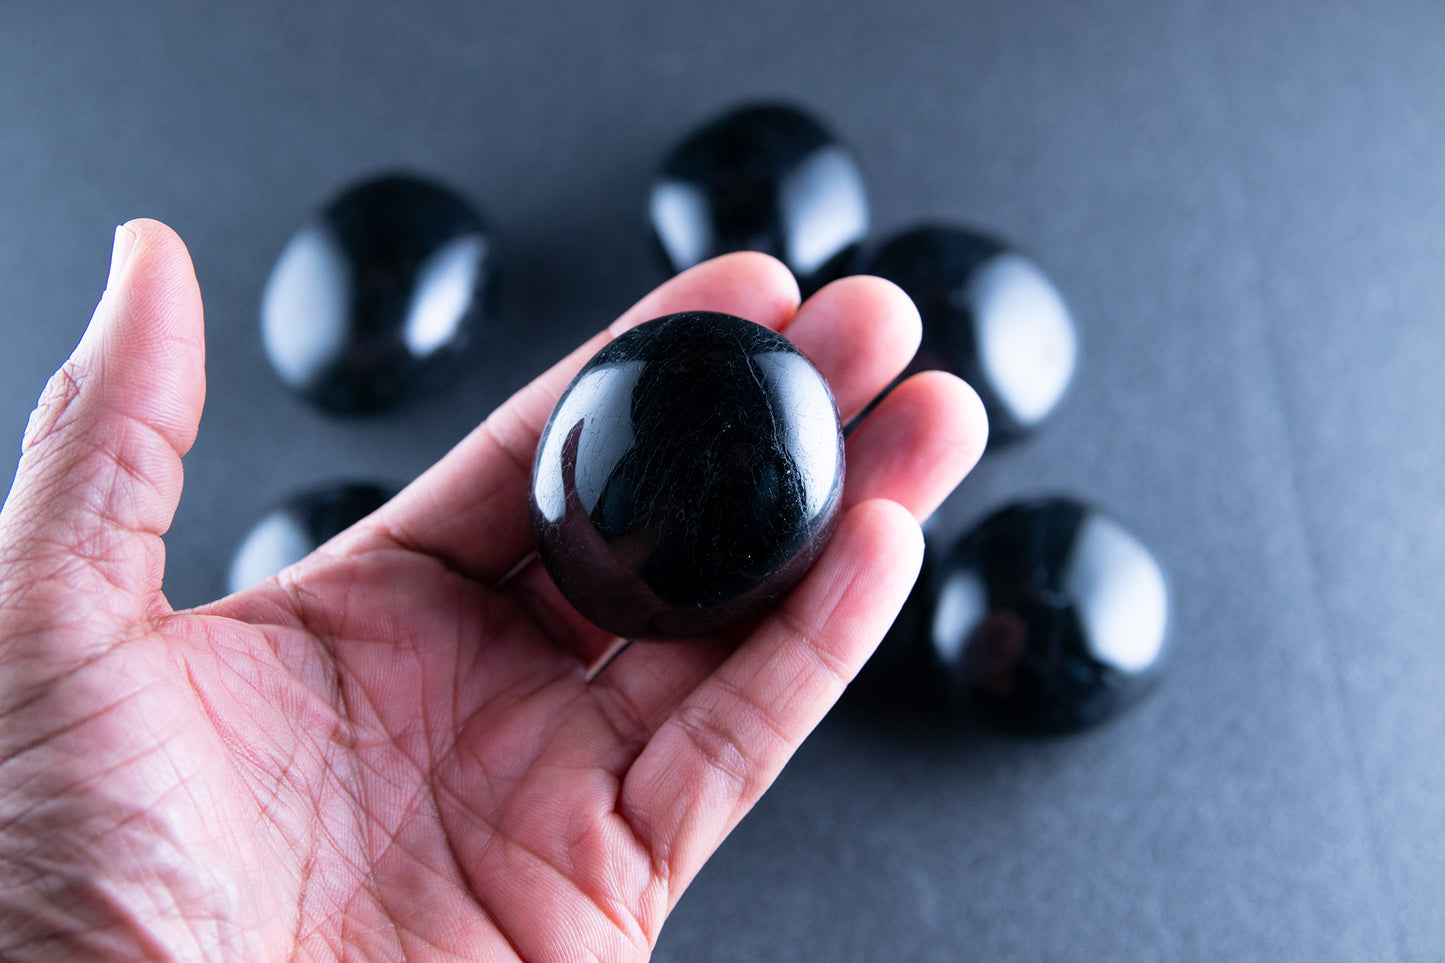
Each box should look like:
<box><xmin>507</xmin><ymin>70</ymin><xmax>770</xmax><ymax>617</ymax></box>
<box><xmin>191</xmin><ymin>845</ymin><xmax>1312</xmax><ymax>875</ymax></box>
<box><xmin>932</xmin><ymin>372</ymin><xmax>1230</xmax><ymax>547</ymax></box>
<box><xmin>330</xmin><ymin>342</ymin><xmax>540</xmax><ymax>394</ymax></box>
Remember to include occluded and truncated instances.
<box><xmin>262</xmin><ymin>173</ymin><xmax>493</xmax><ymax>413</ymax></box>
<box><xmin>228</xmin><ymin>482</ymin><xmax>397</xmax><ymax>593</ymax></box>
<box><xmin>862</xmin><ymin>225</ymin><xmax>1076</xmax><ymax>443</ymax></box>
<box><xmin>923</xmin><ymin>498</ymin><xmax>1168</xmax><ymax>733</ymax></box>
<box><xmin>649</xmin><ymin>103</ymin><xmax>869</xmax><ymax>295</ymax></box>
<box><xmin>530</xmin><ymin>311</ymin><xmax>845</xmax><ymax>639</ymax></box>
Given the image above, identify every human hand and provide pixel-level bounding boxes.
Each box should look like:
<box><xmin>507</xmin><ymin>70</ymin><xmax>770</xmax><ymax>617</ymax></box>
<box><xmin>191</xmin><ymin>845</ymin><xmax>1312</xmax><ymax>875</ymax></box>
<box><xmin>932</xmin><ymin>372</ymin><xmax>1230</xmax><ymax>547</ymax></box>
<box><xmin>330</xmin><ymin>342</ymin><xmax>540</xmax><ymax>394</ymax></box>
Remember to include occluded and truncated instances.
<box><xmin>0</xmin><ymin>219</ymin><xmax>985</xmax><ymax>961</ymax></box>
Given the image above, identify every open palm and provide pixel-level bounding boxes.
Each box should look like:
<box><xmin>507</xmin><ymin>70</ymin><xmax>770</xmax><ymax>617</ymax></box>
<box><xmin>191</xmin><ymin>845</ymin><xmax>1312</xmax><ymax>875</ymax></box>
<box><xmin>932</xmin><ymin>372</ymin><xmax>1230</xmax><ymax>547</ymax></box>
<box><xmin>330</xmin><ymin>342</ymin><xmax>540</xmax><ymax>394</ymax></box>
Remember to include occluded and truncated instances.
<box><xmin>0</xmin><ymin>221</ymin><xmax>985</xmax><ymax>961</ymax></box>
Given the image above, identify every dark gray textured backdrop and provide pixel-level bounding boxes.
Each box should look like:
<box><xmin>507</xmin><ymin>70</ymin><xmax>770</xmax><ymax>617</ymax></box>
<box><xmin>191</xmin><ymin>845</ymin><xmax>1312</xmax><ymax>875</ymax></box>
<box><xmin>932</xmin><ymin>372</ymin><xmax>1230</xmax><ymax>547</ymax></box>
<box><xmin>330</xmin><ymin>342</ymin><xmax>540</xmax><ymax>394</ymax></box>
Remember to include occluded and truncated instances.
<box><xmin>2</xmin><ymin>3</ymin><xmax>1442</xmax><ymax>960</ymax></box>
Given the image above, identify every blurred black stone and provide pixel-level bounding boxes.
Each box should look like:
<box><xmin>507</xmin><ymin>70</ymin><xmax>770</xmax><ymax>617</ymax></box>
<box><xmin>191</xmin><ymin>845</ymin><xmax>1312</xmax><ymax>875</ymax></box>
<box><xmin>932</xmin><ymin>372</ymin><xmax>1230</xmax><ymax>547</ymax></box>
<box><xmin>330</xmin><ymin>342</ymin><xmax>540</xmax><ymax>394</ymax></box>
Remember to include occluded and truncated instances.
<box><xmin>650</xmin><ymin>103</ymin><xmax>869</xmax><ymax>296</ymax></box>
<box><xmin>862</xmin><ymin>224</ymin><xmax>1077</xmax><ymax>444</ymax></box>
<box><xmin>262</xmin><ymin>173</ymin><xmax>493</xmax><ymax>413</ymax></box>
<box><xmin>913</xmin><ymin>497</ymin><xmax>1169</xmax><ymax>733</ymax></box>
<box><xmin>228</xmin><ymin>482</ymin><xmax>397</xmax><ymax>593</ymax></box>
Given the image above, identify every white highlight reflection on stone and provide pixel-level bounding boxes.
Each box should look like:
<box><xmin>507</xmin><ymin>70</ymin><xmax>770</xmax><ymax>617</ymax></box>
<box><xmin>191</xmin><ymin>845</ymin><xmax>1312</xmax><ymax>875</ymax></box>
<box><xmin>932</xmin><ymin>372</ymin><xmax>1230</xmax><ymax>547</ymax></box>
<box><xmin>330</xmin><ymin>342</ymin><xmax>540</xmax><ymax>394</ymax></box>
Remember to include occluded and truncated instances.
<box><xmin>971</xmin><ymin>254</ymin><xmax>1076</xmax><ymax>426</ymax></box>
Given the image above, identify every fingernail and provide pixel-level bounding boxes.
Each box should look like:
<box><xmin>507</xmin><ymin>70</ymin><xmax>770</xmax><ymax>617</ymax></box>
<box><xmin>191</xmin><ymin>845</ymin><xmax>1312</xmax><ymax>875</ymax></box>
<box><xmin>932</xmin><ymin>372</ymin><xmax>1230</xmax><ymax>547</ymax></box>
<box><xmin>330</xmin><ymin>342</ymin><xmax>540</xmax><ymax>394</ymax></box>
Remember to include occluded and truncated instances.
<box><xmin>106</xmin><ymin>223</ymin><xmax>138</xmax><ymax>293</ymax></box>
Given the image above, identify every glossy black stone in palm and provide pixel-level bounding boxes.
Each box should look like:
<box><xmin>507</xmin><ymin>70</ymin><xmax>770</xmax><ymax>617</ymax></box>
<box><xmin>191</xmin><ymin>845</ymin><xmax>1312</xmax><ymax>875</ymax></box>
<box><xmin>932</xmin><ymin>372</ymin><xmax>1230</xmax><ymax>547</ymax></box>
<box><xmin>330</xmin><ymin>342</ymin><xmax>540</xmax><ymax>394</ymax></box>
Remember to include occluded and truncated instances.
<box><xmin>863</xmin><ymin>225</ymin><xmax>1077</xmax><ymax>443</ymax></box>
<box><xmin>924</xmin><ymin>498</ymin><xmax>1168</xmax><ymax>733</ymax></box>
<box><xmin>650</xmin><ymin>103</ymin><xmax>868</xmax><ymax>295</ymax></box>
<box><xmin>262</xmin><ymin>173</ymin><xmax>492</xmax><ymax>413</ymax></box>
<box><xmin>228</xmin><ymin>482</ymin><xmax>397</xmax><ymax>594</ymax></box>
<box><xmin>531</xmin><ymin>312</ymin><xmax>845</xmax><ymax>639</ymax></box>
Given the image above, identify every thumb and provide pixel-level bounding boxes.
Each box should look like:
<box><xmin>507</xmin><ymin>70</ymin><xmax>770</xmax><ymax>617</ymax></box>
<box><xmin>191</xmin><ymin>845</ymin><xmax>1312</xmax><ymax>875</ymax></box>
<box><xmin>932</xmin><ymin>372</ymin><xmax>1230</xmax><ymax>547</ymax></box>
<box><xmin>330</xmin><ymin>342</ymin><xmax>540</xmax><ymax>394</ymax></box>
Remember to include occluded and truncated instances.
<box><xmin>0</xmin><ymin>219</ymin><xmax>205</xmax><ymax>625</ymax></box>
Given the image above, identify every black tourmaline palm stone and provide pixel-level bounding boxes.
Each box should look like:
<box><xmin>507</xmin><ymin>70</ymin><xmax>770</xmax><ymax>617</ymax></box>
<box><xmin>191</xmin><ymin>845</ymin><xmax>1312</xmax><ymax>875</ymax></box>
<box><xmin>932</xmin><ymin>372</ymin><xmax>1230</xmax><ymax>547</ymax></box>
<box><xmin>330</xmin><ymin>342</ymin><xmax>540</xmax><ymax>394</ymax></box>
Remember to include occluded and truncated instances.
<box><xmin>650</xmin><ymin>103</ymin><xmax>869</xmax><ymax>295</ymax></box>
<box><xmin>262</xmin><ymin>173</ymin><xmax>493</xmax><ymax>413</ymax></box>
<box><xmin>863</xmin><ymin>225</ymin><xmax>1076</xmax><ymax>444</ymax></box>
<box><xmin>228</xmin><ymin>482</ymin><xmax>397</xmax><ymax>593</ymax></box>
<box><xmin>530</xmin><ymin>312</ymin><xmax>845</xmax><ymax>639</ymax></box>
<box><xmin>924</xmin><ymin>498</ymin><xmax>1168</xmax><ymax>733</ymax></box>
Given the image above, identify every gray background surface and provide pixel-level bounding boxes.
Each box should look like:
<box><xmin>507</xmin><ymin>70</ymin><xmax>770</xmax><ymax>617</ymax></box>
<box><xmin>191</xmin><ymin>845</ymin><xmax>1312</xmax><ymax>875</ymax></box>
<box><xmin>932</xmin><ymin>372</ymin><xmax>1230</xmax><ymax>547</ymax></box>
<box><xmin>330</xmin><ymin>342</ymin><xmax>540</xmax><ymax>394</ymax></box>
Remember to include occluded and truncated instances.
<box><xmin>2</xmin><ymin>3</ymin><xmax>1442</xmax><ymax>960</ymax></box>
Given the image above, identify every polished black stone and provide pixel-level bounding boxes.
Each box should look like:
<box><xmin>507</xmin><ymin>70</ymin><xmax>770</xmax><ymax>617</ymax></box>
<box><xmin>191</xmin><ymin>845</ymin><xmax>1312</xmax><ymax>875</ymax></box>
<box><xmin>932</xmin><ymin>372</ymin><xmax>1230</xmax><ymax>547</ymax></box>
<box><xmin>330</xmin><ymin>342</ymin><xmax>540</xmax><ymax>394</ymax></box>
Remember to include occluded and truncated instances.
<box><xmin>262</xmin><ymin>173</ymin><xmax>492</xmax><ymax>413</ymax></box>
<box><xmin>922</xmin><ymin>498</ymin><xmax>1168</xmax><ymax>733</ymax></box>
<box><xmin>530</xmin><ymin>311</ymin><xmax>845</xmax><ymax>639</ymax></box>
<box><xmin>228</xmin><ymin>482</ymin><xmax>397</xmax><ymax>593</ymax></box>
<box><xmin>862</xmin><ymin>225</ymin><xmax>1077</xmax><ymax>443</ymax></box>
<box><xmin>650</xmin><ymin>103</ymin><xmax>869</xmax><ymax>295</ymax></box>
